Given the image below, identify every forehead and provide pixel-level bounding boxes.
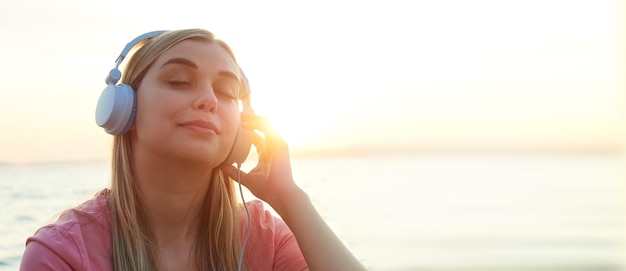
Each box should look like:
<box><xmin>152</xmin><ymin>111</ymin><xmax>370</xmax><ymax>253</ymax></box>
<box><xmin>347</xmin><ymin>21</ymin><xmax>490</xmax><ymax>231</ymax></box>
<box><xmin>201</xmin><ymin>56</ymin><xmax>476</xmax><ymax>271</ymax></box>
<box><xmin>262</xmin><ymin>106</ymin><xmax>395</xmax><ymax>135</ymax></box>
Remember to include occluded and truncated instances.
<box><xmin>153</xmin><ymin>39</ymin><xmax>239</xmax><ymax>76</ymax></box>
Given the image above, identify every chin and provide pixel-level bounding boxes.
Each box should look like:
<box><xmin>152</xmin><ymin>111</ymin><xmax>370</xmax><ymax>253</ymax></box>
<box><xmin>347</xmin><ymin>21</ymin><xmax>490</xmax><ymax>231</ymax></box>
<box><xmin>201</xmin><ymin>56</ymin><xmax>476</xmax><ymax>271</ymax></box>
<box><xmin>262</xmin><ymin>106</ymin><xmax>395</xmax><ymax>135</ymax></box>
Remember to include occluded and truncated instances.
<box><xmin>181</xmin><ymin>147</ymin><xmax>228</xmax><ymax>167</ymax></box>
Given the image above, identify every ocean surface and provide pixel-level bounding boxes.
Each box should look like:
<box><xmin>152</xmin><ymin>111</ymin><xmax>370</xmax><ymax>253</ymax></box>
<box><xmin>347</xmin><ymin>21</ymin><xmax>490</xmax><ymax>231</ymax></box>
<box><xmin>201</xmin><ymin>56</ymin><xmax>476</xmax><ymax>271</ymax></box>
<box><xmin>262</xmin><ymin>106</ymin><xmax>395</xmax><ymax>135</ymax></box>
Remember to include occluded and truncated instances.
<box><xmin>1</xmin><ymin>155</ymin><xmax>624</xmax><ymax>271</ymax></box>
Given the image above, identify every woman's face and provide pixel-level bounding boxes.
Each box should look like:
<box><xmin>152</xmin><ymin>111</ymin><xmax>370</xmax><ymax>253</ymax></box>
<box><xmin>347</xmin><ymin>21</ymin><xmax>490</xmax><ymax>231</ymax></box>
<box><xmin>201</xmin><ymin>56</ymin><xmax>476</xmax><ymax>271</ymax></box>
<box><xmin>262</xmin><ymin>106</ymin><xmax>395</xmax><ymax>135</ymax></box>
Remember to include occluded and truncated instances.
<box><xmin>132</xmin><ymin>39</ymin><xmax>241</xmax><ymax>166</ymax></box>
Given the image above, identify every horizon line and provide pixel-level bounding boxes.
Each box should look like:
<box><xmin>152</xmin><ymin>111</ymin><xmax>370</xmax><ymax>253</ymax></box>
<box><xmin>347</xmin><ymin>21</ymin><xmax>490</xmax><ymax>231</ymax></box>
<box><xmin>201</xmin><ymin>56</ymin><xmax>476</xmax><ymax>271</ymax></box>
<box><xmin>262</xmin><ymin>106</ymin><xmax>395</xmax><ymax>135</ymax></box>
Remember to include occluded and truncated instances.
<box><xmin>1</xmin><ymin>144</ymin><xmax>623</xmax><ymax>166</ymax></box>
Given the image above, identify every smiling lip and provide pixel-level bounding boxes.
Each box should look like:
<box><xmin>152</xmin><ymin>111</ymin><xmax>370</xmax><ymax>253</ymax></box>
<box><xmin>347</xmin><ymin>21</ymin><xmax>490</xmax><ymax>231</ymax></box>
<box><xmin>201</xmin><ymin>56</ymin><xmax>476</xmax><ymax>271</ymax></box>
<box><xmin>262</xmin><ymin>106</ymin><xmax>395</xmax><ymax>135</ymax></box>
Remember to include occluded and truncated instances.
<box><xmin>179</xmin><ymin>120</ymin><xmax>219</xmax><ymax>136</ymax></box>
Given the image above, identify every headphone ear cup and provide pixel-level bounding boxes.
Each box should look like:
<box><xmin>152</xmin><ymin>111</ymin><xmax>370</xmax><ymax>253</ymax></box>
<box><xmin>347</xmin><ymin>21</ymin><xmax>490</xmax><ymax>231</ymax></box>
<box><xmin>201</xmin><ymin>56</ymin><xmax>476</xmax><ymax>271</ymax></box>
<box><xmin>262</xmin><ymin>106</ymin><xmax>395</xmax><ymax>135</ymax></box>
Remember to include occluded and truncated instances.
<box><xmin>95</xmin><ymin>83</ymin><xmax>137</xmax><ymax>135</ymax></box>
<box><xmin>222</xmin><ymin>124</ymin><xmax>254</xmax><ymax>166</ymax></box>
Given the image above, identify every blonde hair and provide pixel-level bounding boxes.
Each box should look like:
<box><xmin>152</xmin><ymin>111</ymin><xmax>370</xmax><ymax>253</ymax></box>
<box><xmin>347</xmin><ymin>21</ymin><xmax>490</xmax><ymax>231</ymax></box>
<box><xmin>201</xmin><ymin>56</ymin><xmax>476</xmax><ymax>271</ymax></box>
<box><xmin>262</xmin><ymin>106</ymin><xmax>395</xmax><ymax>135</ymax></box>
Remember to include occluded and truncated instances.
<box><xmin>107</xmin><ymin>29</ymin><xmax>245</xmax><ymax>271</ymax></box>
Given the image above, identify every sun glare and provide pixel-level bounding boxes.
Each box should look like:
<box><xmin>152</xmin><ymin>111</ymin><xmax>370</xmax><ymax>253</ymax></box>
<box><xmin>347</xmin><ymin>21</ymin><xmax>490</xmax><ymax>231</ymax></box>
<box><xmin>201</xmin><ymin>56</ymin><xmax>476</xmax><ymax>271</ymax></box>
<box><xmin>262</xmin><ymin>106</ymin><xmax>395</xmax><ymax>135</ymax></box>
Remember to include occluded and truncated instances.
<box><xmin>255</xmin><ymin>101</ymin><xmax>337</xmax><ymax>153</ymax></box>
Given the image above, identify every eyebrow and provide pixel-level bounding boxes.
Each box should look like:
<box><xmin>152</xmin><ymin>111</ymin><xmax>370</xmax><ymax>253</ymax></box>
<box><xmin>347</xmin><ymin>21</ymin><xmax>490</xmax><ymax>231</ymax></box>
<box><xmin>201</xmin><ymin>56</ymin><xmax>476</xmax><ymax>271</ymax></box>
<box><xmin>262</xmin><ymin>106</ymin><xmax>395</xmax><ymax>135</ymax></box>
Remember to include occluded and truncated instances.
<box><xmin>160</xmin><ymin>57</ymin><xmax>239</xmax><ymax>81</ymax></box>
<box><xmin>161</xmin><ymin>57</ymin><xmax>197</xmax><ymax>69</ymax></box>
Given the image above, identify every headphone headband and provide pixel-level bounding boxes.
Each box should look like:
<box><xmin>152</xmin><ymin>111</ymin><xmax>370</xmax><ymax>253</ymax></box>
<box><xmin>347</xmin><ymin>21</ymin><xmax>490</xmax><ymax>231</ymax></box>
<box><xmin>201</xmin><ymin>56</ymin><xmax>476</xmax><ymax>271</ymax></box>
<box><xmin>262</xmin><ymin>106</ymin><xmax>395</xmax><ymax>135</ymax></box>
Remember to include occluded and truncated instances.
<box><xmin>116</xmin><ymin>31</ymin><xmax>167</xmax><ymax>66</ymax></box>
<box><xmin>106</xmin><ymin>30</ymin><xmax>167</xmax><ymax>85</ymax></box>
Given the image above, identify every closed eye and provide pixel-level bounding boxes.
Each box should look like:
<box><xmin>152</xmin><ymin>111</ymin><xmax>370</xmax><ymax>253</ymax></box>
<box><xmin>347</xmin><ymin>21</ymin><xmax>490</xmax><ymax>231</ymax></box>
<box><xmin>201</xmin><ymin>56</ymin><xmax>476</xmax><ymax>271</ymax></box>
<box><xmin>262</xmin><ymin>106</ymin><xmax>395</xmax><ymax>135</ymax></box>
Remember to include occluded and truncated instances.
<box><xmin>168</xmin><ymin>80</ymin><xmax>191</xmax><ymax>87</ymax></box>
<box><xmin>215</xmin><ymin>88</ymin><xmax>237</xmax><ymax>100</ymax></box>
<box><xmin>213</xmin><ymin>80</ymin><xmax>238</xmax><ymax>100</ymax></box>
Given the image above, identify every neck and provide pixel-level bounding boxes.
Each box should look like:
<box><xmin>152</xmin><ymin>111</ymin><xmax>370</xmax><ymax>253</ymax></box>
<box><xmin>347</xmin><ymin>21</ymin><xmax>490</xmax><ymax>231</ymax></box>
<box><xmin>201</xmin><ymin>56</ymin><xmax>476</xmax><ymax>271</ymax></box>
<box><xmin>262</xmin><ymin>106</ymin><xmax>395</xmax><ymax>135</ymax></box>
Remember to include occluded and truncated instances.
<box><xmin>132</xmin><ymin>148</ymin><xmax>215</xmax><ymax>247</ymax></box>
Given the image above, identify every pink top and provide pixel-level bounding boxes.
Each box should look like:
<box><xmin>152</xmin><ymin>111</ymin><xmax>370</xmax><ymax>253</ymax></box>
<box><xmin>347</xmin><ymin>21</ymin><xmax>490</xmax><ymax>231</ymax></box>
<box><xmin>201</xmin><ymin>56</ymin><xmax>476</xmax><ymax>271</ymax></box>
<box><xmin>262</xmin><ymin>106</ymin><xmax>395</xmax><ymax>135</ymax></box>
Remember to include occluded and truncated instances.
<box><xmin>20</xmin><ymin>189</ymin><xmax>308</xmax><ymax>271</ymax></box>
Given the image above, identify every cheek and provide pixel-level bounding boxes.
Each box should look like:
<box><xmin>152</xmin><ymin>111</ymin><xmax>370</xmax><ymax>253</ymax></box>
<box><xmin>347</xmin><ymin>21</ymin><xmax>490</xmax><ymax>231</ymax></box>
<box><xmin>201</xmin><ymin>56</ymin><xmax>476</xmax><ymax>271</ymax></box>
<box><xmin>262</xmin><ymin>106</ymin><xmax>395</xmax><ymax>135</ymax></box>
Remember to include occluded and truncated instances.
<box><xmin>134</xmin><ymin>90</ymin><xmax>175</xmax><ymax>132</ymax></box>
<box><xmin>135</xmin><ymin>93</ymin><xmax>156</xmax><ymax>128</ymax></box>
<box><xmin>220</xmin><ymin>104</ymin><xmax>242</xmax><ymax>136</ymax></box>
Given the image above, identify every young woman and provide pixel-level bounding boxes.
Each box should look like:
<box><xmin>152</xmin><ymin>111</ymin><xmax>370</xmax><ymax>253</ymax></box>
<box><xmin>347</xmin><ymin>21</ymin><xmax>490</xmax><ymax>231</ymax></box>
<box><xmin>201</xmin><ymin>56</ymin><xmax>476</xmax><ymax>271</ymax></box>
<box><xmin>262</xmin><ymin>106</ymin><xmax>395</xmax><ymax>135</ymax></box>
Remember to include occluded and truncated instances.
<box><xmin>20</xmin><ymin>29</ymin><xmax>367</xmax><ymax>271</ymax></box>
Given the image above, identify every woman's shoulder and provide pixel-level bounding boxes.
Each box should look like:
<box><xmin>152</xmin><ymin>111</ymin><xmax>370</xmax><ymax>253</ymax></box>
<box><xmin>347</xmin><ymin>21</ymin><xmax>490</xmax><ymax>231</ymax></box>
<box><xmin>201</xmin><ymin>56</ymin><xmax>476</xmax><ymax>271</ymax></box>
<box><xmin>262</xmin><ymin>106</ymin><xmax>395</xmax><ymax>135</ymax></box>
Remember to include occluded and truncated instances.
<box><xmin>244</xmin><ymin>199</ymin><xmax>298</xmax><ymax>245</ymax></box>
<box><xmin>42</xmin><ymin>189</ymin><xmax>110</xmax><ymax>234</ymax></box>
<box><xmin>244</xmin><ymin>199</ymin><xmax>281</xmax><ymax>229</ymax></box>
<box><xmin>242</xmin><ymin>200</ymin><xmax>308</xmax><ymax>271</ymax></box>
<box><xmin>28</xmin><ymin>188</ymin><xmax>111</xmax><ymax>245</ymax></box>
<box><xmin>22</xmin><ymin>189</ymin><xmax>113</xmax><ymax>270</ymax></box>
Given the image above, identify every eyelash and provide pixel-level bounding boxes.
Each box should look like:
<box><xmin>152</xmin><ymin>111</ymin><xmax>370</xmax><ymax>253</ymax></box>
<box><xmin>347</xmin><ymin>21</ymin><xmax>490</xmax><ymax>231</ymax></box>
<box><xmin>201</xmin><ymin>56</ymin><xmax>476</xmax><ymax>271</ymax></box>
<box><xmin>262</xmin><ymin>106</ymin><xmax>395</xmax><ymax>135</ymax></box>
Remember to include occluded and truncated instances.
<box><xmin>168</xmin><ymin>80</ymin><xmax>238</xmax><ymax>100</ymax></box>
<box><xmin>168</xmin><ymin>80</ymin><xmax>190</xmax><ymax>86</ymax></box>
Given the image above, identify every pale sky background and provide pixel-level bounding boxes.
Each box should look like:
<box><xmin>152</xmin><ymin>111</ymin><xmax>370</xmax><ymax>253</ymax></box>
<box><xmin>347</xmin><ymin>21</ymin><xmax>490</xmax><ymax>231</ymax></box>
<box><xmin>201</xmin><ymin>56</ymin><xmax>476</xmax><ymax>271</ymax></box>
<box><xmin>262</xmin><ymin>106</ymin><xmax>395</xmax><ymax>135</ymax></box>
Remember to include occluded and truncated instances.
<box><xmin>0</xmin><ymin>0</ymin><xmax>623</xmax><ymax>164</ymax></box>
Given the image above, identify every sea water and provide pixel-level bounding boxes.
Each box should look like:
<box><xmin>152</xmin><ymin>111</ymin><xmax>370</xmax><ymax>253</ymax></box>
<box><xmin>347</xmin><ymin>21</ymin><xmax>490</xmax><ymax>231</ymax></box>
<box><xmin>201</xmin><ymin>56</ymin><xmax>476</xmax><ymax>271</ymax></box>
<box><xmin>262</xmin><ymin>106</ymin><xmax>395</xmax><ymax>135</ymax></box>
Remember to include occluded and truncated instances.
<box><xmin>0</xmin><ymin>155</ymin><xmax>624</xmax><ymax>271</ymax></box>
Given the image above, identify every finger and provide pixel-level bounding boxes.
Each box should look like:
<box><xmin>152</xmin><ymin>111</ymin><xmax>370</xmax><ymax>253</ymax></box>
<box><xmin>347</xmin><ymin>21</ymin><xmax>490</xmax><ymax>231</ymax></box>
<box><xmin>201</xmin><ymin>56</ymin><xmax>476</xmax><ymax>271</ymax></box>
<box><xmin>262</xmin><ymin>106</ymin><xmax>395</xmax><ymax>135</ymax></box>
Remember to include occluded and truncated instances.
<box><xmin>254</xmin><ymin>130</ymin><xmax>288</xmax><ymax>163</ymax></box>
<box><xmin>251</xmin><ymin>132</ymin><xmax>266</xmax><ymax>153</ymax></box>
<box><xmin>219</xmin><ymin>164</ymin><xmax>249</xmax><ymax>184</ymax></box>
<box><xmin>241</xmin><ymin>115</ymin><xmax>286</xmax><ymax>149</ymax></box>
<box><xmin>264</xmin><ymin>129</ymin><xmax>288</xmax><ymax>153</ymax></box>
<box><xmin>241</xmin><ymin>114</ymin><xmax>290</xmax><ymax>164</ymax></box>
<box><xmin>242</xmin><ymin>115</ymin><xmax>273</xmax><ymax>132</ymax></box>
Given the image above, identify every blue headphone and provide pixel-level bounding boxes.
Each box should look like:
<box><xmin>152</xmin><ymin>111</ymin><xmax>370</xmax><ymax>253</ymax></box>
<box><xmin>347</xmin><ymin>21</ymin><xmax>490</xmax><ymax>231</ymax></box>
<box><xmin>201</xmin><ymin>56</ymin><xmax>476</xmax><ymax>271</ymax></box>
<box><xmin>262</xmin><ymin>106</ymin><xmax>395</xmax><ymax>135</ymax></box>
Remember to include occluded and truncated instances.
<box><xmin>95</xmin><ymin>30</ymin><xmax>254</xmax><ymax>165</ymax></box>
<box><xmin>95</xmin><ymin>30</ymin><xmax>166</xmax><ymax>135</ymax></box>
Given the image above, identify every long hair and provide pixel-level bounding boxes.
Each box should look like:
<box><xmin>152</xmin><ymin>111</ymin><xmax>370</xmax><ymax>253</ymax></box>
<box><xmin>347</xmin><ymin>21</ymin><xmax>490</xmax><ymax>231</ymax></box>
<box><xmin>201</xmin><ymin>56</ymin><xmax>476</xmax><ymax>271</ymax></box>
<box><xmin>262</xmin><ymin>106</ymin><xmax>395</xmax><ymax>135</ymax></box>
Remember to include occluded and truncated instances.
<box><xmin>107</xmin><ymin>29</ymin><xmax>245</xmax><ymax>271</ymax></box>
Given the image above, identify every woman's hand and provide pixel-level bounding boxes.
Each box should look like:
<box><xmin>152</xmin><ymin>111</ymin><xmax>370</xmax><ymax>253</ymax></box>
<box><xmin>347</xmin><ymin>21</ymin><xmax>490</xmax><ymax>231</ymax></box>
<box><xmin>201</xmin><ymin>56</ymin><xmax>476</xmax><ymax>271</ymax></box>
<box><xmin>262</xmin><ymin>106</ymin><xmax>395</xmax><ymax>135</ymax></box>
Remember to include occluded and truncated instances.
<box><xmin>221</xmin><ymin>114</ymin><xmax>369</xmax><ymax>270</ymax></box>
<box><xmin>219</xmin><ymin>114</ymin><xmax>301</xmax><ymax>208</ymax></box>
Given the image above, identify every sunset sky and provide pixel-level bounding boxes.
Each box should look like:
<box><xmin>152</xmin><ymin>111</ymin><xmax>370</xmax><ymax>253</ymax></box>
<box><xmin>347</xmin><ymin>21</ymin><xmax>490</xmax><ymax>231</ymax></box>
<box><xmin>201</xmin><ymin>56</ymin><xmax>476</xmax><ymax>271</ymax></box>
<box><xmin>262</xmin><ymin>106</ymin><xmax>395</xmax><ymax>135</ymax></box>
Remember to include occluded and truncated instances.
<box><xmin>0</xmin><ymin>0</ymin><xmax>623</xmax><ymax>163</ymax></box>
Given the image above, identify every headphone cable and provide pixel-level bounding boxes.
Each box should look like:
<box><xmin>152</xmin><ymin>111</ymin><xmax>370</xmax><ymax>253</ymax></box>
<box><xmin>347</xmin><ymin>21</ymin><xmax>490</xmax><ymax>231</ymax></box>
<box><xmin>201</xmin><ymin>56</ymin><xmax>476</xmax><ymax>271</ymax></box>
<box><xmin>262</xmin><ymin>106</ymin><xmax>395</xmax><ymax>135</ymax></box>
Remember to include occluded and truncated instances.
<box><xmin>236</xmin><ymin>162</ymin><xmax>251</xmax><ymax>271</ymax></box>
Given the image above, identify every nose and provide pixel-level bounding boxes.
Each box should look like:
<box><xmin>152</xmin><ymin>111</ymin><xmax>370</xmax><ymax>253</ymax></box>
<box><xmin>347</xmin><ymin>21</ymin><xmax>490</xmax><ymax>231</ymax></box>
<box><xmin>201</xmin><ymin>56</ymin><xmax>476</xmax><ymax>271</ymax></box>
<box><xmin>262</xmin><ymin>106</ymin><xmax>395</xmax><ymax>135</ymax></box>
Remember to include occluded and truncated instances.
<box><xmin>193</xmin><ymin>85</ymin><xmax>218</xmax><ymax>112</ymax></box>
